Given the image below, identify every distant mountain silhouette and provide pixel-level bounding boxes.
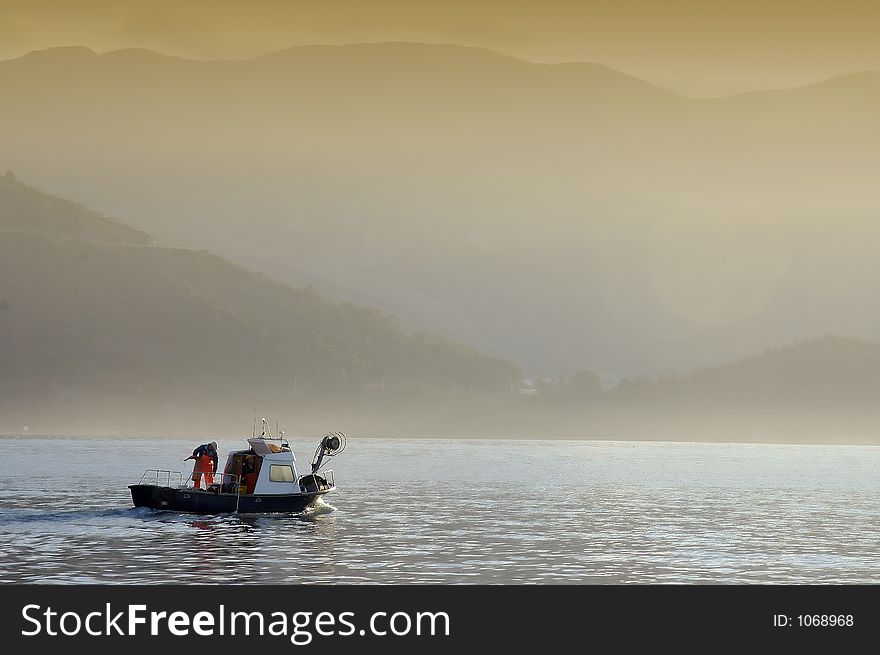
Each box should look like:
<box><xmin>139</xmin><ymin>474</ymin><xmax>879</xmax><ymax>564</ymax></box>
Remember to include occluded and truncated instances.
<box><xmin>0</xmin><ymin>170</ymin><xmax>152</xmax><ymax>245</ymax></box>
<box><xmin>6</xmin><ymin>174</ymin><xmax>880</xmax><ymax>442</ymax></box>
<box><xmin>2</xmin><ymin>42</ymin><xmax>879</xmax><ymax>379</ymax></box>
<box><xmin>0</xmin><ymin>174</ymin><xmax>520</xmax><ymax>433</ymax></box>
<box><xmin>617</xmin><ymin>336</ymin><xmax>880</xmax><ymax>408</ymax></box>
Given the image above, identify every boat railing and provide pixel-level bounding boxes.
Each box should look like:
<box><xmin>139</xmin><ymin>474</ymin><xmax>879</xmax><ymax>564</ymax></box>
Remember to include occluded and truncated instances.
<box><xmin>322</xmin><ymin>469</ymin><xmax>336</xmax><ymax>488</ymax></box>
<box><xmin>183</xmin><ymin>471</ymin><xmax>241</xmax><ymax>491</ymax></box>
<box><xmin>300</xmin><ymin>469</ymin><xmax>335</xmax><ymax>492</ymax></box>
<box><xmin>138</xmin><ymin>469</ymin><xmax>183</xmax><ymax>487</ymax></box>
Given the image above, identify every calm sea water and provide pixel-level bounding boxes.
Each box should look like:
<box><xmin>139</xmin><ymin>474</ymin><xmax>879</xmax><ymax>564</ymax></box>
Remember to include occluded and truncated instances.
<box><xmin>0</xmin><ymin>436</ymin><xmax>877</xmax><ymax>584</ymax></box>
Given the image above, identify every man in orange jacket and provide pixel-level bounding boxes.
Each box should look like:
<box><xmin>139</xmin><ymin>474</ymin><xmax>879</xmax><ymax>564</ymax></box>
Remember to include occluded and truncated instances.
<box><xmin>185</xmin><ymin>441</ymin><xmax>218</xmax><ymax>490</ymax></box>
<box><xmin>242</xmin><ymin>454</ymin><xmax>258</xmax><ymax>495</ymax></box>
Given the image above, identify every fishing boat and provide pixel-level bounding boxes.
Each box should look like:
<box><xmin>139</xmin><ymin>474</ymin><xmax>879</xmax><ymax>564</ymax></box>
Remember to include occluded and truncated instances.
<box><xmin>129</xmin><ymin>420</ymin><xmax>345</xmax><ymax>514</ymax></box>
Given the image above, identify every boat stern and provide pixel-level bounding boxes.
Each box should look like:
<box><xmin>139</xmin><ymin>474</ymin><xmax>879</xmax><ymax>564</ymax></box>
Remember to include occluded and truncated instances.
<box><xmin>129</xmin><ymin>483</ymin><xmax>177</xmax><ymax>510</ymax></box>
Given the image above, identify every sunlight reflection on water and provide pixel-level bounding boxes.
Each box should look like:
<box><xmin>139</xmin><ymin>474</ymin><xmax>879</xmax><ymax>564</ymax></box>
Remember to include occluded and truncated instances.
<box><xmin>0</xmin><ymin>436</ymin><xmax>878</xmax><ymax>584</ymax></box>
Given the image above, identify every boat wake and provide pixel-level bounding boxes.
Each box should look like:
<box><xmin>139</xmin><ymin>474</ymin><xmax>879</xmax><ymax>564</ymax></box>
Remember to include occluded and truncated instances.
<box><xmin>303</xmin><ymin>497</ymin><xmax>336</xmax><ymax>516</ymax></box>
<box><xmin>0</xmin><ymin>506</ymin><xmax>139</xmax><ymax>525</ymax></box>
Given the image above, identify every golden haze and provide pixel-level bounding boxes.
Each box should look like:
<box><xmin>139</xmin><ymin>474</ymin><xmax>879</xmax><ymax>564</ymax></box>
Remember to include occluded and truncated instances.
<box><xmin>1</xmin><ymin>0</ymin><xmax>880</xmax><ymax>95</ymax></box>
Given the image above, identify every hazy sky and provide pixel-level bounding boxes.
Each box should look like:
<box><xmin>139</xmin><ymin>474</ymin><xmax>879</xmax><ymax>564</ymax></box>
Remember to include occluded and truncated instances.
<box><xmin>2</xmin><ymin>0</ymin><xmax>880</xmax><ymax>95</ymax></box>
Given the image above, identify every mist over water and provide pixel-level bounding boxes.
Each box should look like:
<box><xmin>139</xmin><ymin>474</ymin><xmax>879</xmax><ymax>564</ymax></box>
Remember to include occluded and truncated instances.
<box><xmin>5</xmin><ymin>47</ymin><xmax>880</xmax><ymax>442</ymax></box>
<box><xmin>1</xmin><ymin>436</ymin><xmax>877</xmax><ymax>584</ymax></box>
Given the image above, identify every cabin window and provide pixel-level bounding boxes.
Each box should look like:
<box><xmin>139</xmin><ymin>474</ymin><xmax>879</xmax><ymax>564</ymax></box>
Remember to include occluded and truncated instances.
<box><xmin>269</xmin><ymin>464</ymin><xmax>294</xmax><ymax>483</ymax></box>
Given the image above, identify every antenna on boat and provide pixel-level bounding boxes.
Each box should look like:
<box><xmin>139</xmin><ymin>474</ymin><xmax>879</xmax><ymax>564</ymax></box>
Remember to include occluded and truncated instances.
<box><xmin>252</xmin><ymin>408</ymin><xmax>257</xmax><ymax>439</ymax></box>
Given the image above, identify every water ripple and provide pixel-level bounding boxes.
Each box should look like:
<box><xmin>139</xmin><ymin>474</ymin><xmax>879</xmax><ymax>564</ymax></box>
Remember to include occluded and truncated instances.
<box><xmin>0</xmin><ymin>437</ymin><xmax>878</xmax><ymax>583</ymax></box>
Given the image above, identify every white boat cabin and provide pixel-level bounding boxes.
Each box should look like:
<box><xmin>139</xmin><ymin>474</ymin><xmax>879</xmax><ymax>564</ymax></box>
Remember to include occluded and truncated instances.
<box><xmin>221</xmin><ymin>437</ymin><xmax>301</xmax><ymax>495</ymax></box>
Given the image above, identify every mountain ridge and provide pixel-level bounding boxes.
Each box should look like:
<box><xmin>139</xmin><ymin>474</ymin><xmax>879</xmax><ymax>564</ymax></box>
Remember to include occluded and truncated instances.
<box><xmin>2</xmin><ymin>41</ymin><xmax>879</xmax><ymax>378</ymax></box>
<box><xmin>6</xmin><ymin>172</ymin><xmax>880</xmax><ymax>442</ymax></box>
<box><xmin>0</xmin><ymin>171</ymin><xmax>153</xmax><ymax>245</ymax></box>
<box><xmin>0</xmin><ymin>173</ymin><xmax>522</xmax><ymax>415</ymax></box>
<box><xmin>4</xmin><ymin>42</ymin><xmax>878</xmax><ymax>99</ymax></box>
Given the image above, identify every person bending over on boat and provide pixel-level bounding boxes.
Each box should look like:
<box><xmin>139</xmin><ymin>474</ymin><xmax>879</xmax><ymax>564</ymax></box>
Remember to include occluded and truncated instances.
<box><xmin>185</xmin><ymin>441</ymin><xmax>218</xmax><ymax>490</ymax></box>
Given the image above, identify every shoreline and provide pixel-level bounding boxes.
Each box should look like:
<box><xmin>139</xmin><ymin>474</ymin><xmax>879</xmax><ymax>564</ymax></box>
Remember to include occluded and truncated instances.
<box><xmin>2</xmin><ymin>432</ymin><xmax>879</xmax><ymax>449</ymax></box>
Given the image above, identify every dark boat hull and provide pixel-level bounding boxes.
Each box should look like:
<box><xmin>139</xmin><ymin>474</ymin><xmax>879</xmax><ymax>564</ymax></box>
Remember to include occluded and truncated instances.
<box><xmin>129</xmin><ymin>484</ymin><xmax>329</xmax><ymax>514</ymax></box>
